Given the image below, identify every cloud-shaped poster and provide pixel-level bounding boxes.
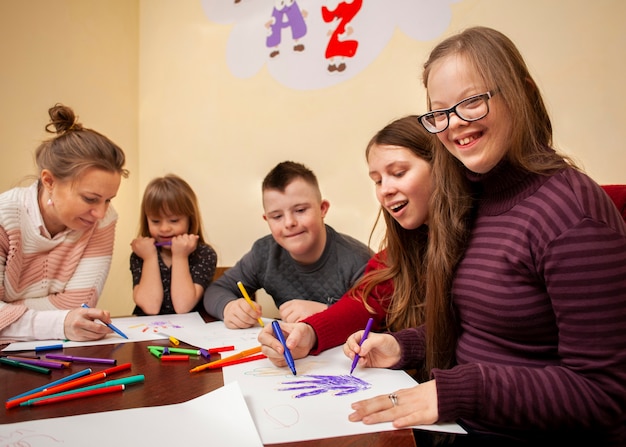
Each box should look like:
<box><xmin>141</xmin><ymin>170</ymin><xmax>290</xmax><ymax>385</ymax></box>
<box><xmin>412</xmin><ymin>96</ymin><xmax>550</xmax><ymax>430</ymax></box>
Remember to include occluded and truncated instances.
<box><xmin>201</xmin><ymin>0</ymin><xmax>458</xmax><ymax>90</ymax></box>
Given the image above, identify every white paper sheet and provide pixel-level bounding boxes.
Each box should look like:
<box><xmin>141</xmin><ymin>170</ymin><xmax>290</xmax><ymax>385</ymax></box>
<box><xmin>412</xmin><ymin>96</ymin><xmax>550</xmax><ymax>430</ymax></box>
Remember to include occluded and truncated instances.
<box><xmin>2</xmin><ymin>312</ymin><xmax>208</xmax><ymax>352</ymax></box>
<box><xmin>163</xmin><ymin>318</ymin><xmax>269</xmax><ymax>352</ymax></box>
<box><xmin>0</xmin><ymin>381</ymin><xmax>263</xmax><ymax>446</ymax></box>
<box><xmin>222</xmin><ymin>346</ymin><xmax>466</xmax><ymax>444</ymax></box>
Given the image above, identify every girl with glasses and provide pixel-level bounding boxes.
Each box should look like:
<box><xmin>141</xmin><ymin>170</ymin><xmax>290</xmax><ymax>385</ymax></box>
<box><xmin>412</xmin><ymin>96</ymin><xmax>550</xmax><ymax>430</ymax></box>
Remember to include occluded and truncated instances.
<box><xmin>345</xmin><ymin>26</ymin><xmax>626</xmax><ymax>446</ymax></box>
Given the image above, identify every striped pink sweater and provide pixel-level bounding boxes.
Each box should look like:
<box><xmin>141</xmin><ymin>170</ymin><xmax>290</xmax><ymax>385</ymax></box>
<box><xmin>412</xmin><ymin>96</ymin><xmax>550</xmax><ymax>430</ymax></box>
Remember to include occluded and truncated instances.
<box><xmin>0</xmin><ymin>182</ymin><xmax>117</xmax><ymax>333</ymax></box>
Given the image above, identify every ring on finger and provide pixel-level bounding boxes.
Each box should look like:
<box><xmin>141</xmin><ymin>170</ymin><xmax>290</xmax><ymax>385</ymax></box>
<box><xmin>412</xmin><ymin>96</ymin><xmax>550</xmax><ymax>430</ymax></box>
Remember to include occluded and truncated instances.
<box><xmin>388</xmin><ymin>393</ymin><xmax>398</xmax><ymax>407</ymax></box>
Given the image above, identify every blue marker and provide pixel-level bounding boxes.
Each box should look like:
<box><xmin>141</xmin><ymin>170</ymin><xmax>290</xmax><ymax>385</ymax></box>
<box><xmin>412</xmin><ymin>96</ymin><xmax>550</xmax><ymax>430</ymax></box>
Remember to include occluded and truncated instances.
<box><xmin>7</xmin><ymin>368</ymin><xmax>92</xmax><ymax>401</ymax></box>
<box><xmin>81</xmin><ymin>304</ymin><xmax>129</xmax><ymax>339</ymax></box>
<box><xmin>350</xmin><ymin>317</ymin><xmax>374</xmax><ymax>375</ymax></box>
<box><xmin>34</xmin><ymin>343</ymin><xmax>64</xmax><ymax>353</ymax></box>
<box><xmin>272</xmin><ymin>320</ymin><xmax>296</xmax><ymax>375</ymax></box>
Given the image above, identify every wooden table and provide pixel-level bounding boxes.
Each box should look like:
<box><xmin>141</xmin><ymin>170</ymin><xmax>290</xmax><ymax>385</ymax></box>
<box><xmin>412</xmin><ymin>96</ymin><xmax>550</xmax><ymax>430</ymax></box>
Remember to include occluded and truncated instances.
<box><xmin>0</xmin><ymin>339</ymin><xmax>416</xmax><ymax>447</ymax></box>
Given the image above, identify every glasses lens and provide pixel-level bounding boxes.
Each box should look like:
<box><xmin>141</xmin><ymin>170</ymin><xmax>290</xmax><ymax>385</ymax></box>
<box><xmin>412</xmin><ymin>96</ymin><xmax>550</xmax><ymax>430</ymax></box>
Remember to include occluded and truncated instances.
<box><xmin>456</xmin><ymin>95</ymin><xmax>489</xmax><ymax>121</ymax></box>
<box><xmin>420</xmin><ymin>112</ymin><xmax>447</xmax><ymax>133</ymax></box>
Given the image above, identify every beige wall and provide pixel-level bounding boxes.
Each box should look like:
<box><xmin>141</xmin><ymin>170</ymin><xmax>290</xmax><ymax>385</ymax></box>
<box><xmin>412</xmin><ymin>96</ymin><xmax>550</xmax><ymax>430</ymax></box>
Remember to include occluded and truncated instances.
<box><xmin>0</xmin><ymin>0</ymin><xmax>139</xmax><ymax>316</ymax></box>
<box><xmin>1</xmin><ymin>0</ymin><xmax>624</xmax><ymax>317</ymax></box>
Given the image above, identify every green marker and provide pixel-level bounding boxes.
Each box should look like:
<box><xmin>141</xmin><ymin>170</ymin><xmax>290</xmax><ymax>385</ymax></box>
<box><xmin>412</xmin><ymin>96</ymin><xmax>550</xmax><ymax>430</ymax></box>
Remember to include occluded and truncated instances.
<box><xmin>147</xmin><ymin>346</ymin><xmax>200</xmax><ymax>356</ymax></box>
<box><xmin>20</xmin><ymin>374</ymin><xmax>145</xmax><ymax>406</ymax></box>
<box><xmin>0</xmin><ymin>357</ymin><xmax>51</xmax><ymax>375</ymax></box>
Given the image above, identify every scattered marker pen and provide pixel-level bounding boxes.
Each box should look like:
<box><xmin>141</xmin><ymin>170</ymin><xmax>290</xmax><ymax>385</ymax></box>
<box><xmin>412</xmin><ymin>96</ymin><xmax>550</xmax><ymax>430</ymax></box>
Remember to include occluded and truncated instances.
<box><xmin>45</xmin><ymin>354</ymin><xmax>117</xmax><ymax>365</ymax></box>
<box><xmin>34</xmin><ymin>343</ymin><xmax>63</xmax><ymax>353</ymax></box>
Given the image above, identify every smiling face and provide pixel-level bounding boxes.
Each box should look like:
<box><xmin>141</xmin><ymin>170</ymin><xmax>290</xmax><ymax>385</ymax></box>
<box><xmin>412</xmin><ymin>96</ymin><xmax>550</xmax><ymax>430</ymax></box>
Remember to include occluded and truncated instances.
<box><xmin>367</xmin><ymin>144</ymin><xmax>432</xmax><ymax>229</ymax></box>
<box><xmin>41</xmin><ymin>167</ymin><xmax>121</xmax><ymax>235</ymax></box>
<box><xmin>427</xmin><ymin>54</ymin><xmax>512</xmax><ymax>174</ymax></box>
<box><xmin>262</xmin><ymin>177</ymin><xmax>330</xmax><ymax>264</ymax></box>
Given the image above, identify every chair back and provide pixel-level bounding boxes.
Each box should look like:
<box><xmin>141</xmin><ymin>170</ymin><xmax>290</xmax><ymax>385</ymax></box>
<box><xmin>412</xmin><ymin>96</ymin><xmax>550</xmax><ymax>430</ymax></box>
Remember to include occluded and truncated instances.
<box><xmin>601</xmin><ymin>185</ymin><xmax>626</xmax><ymax>222</ymax></box>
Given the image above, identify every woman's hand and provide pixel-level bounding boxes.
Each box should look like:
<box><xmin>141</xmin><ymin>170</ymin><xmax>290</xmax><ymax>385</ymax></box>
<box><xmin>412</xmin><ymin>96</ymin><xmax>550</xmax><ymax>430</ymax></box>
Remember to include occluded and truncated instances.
<box><xmin>343</xmin><ymin>331</ymin><xmax>402</xmax><ymax>369</ymax></box>
<box><xmin>64</xmin><ymin>307</ymin><xmax>113</xmax><ymax>341</ymax></box>
<box><xmin>349</xmin><ymin>380</ymin><xmax>439</xmax><ymax>428</ymax></box>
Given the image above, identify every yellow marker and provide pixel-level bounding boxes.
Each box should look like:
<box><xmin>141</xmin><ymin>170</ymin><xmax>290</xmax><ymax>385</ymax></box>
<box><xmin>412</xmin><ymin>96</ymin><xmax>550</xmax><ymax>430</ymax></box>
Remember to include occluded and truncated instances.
<box><xmin>237</xmin><ymin>281</ymin><xmax>264</xmax><ymax>327</ymax></box>
<box><xmin>158</xmin><ymin>332</ymin><xmax>180</xmax><ymax>346</ymax></box>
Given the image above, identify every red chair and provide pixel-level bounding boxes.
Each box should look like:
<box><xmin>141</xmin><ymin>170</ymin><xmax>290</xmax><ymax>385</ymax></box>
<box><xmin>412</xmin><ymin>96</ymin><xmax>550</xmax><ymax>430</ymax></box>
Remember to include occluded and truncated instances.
<box><xmin>601</xmin><ymin>185</ymin><xmax>626</xmax><ymax>222</ymax></box>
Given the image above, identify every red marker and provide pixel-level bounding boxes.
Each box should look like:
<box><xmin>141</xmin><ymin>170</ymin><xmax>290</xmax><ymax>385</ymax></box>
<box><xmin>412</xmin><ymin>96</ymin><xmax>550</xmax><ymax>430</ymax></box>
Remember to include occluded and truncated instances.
<box><xmin>5</xmin><ymin>362</ymin><xmax>131</xmax><ymax>409</ymax></box>
<box><xmin>160</xmin><ymin>355</ymin><xmax>189</xmax><ymax>362</ymax></box>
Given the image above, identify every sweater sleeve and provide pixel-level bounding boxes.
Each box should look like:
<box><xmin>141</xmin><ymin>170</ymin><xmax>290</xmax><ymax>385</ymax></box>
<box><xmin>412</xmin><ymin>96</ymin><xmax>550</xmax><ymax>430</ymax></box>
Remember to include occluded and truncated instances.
<box><xmin>435</xmin><ymin>219</ymin><xmax>626</xmax><ymax>436</ymax></box>
<box><xmin>304</xmin><ymin>253</ymin><xmax>391</xmax><ymax>354</ymax></box>
<box><xmin>203</xmin><ymin>249</ymin><xmax>261</xmax><ymax>320</ymax></box>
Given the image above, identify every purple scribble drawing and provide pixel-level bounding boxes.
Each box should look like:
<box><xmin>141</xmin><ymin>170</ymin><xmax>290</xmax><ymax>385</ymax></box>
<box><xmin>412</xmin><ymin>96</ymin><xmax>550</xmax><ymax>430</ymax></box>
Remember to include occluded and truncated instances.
<box><xmin>278</xmin><ymin>374</ymin><xmax>371</xmax><ymax>398</ymax></box>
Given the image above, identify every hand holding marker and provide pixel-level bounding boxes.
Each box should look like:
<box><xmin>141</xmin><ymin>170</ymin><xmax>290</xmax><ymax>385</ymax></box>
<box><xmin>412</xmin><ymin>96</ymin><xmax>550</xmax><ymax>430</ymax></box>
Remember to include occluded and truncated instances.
<box><xmin>81</xmin><ymin>303</ymin><xmax>128</xmax><ymax>339</ymax></box>
<box><xmin>237</xmin><ymin>281</ymin><xmax>265</xmax><ymax>327</ymax></box>
<box><xmin>272</xmin><ymin>320</ymin><xmax>296</xmax><ymax>375</ymax></box>
<box><xmin>350</xmin><ymin>317</ymin><xmax>374</xmax><ymax>375</ymax></box>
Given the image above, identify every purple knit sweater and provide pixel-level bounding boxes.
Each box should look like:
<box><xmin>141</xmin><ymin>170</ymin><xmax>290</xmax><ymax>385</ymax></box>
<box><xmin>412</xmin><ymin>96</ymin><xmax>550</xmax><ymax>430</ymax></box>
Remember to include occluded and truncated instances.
<box><xmin>392</xmin><ymin>163</ymin><xmax>626</xmax><ymax>444</ymax></box>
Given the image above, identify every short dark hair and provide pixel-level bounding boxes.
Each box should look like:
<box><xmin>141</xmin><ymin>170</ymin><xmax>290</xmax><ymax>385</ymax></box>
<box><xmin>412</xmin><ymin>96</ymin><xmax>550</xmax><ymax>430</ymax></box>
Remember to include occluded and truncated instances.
<box><xmin>262</xmin><ymin>161</ymin><xmax>320</xmax><ymax>196</ymax></box>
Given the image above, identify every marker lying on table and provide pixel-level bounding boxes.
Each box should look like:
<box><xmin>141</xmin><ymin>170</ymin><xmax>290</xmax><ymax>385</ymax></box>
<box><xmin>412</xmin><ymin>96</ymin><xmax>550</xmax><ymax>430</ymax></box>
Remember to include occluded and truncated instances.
<box><xmin>350</xmin><ymin>317</ymin><xmax>374</xmax><ymax>375</ymax></box>
<box><xmin>21</xmin><ymin>384</ymin><xmax>126</xmax><ymax>407</ymax></box>
<box><xmin>161</xmin><ymin>355</ymin><xmax>189</xmax><ymax>362</ymax></box>
<box><xmin>190</xmin><ymin>346</ymin><xmax>264</xmax><ymax>373</ymax></box>
<box><xmin>5</xmin><ymin>357</ymin><xmax>66</xmax><ymax>370</ymax></box>
<box><xmin>199</xmin><ymin>346</ymin><xmax>235</xmax><ymax>360</ymax></box>
<box><xmin>147</xmin><ymin>346</ymin><xmax>201</xmax><ymax>355</ymax></box>
<box><xmin>45</xmin><ymin>354</ymin><xmax>117</xmax><ymax>365</ymax></box>
<box><xmin>19</xmin><ymin>375</ymin><xmax>145</xmax><ymax>407</ymax></box>
<box><xmin>158</xmin><ymin>332</ymin><xmax>180</xmax><ymax>345</ymax></box>
<box><xmin>0</xmin><ymin>357</ymin><xmax>51</xmax><ymax>375</ymax></box>
<box><xmin>81</xmin><ymin>303</ymin><xmax>129</xmax><ymax>339</ymax></box>
<box><xmin>5</xmin><ymin>362</ymin><xmax>132</xmax><ymax>409</ymax></box>
<box><xmin>7</xmin><ymin>368</ymin><xmax>93</xmax><ymax>401</ymax></box>
<box><xmin>237</xmin><ymin>281</ymin><xmax>264</xmax><ymax>327</ymax></box>
<box><xmin>34</xmin><ymin>343</ymin><xmax>64</xmax><ymax>353</ymax></box>
<box><xmin>200</xmin><ymin>354</ymin><xmax>266</xmax><ymax>369</ymax></box>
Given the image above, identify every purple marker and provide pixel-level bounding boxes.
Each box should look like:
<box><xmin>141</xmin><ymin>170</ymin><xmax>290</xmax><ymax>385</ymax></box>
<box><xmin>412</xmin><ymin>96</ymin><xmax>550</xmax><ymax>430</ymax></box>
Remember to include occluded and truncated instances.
<box><xmin>155</xmin><ymin>241</ymin><xmax>172</xmax><ymax>247</ymax></box>
<box><xmin>5</xmin><ymin>357</ymin><xmax>66</xmax><ymax>369</ymax></box>
<box><xmin>350</xmin><ymin>317</ymin><xmax>374</xmax><ymax>375</ymax></box>
<box><xmin>45</xmin><ymin>354</ymin><xmax>117</xmax><ymax>365</ymax></box>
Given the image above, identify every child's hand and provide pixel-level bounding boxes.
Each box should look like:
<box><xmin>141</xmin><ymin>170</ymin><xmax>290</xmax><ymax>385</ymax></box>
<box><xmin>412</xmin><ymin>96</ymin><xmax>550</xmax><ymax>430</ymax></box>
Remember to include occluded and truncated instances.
<box><xmin>223</xmin><ymin>298</ymin><xmax>263</xmax><ymax>329</ymax></box>
<box><xmin>170</xmin><ymin>234</ymin><xmax>199</xmax><ymax>256</ymax></box>
<box><xmin>131</xmin><ymin>237</ymin><xmax>157</xmax><ymax>259</ymax></box>
<box><xmin>258</xmin><ymin>321</ymin><xmax>317</xmax><ymax>365</ymax></box>
<box><xmin>279</xmin><ymin>299</ymin><xmax>328</xmax><ymax>323</ymax></box>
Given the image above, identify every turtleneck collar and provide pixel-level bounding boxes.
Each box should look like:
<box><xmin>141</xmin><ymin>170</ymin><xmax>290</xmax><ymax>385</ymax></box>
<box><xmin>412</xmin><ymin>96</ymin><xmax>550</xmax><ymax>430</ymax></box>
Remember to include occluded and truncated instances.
<box><xmin>465</xmin><ymin>159</ymin><xmax>550</xmax><ymax>216</ymax></box>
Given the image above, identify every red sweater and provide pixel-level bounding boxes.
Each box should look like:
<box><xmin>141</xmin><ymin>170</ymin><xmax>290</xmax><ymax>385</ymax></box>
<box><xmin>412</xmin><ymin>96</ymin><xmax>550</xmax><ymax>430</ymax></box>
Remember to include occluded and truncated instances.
<box><xmin>303</xmin><ymin>251</ymin><xmax>392</xmax><ymax>354</ymax></box>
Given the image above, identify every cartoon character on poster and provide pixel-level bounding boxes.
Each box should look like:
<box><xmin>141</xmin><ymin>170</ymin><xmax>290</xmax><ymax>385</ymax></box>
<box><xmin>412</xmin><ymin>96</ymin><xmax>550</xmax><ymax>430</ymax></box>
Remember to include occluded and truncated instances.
<box><xmin>322</xmin><ymin>0</ymin><xmax>362</xmax><ymax>73</ymax></box>
<box><xmin>266</xmin><ymin>0</ymin><xmax>308</xmax><ymax>58</ymax></box>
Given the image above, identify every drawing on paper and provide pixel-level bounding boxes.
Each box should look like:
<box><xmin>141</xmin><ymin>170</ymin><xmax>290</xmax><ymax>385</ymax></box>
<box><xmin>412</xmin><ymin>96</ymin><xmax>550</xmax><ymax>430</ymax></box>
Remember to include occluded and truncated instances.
<box><xmin>245</xmin><ymin>360</ymin><xmax>325</xmax><ymax>377</ymax></box>
<box><xmin>0</xmin><ymin>428</ymin><xmax>63</xmax><ymax>447</ymax></box>
<box><xmin>278</xmin><ymin>374</ymin><xmax>371</xmax><ymax>398</ymax></box>
<box><xmin>127</xmin><ymin>320</ymin><xmax>183</xmax><ymax>333</ymax></box>
<box><xmin>263</xmin><ymin>404</ymin><xmax>300</xmax><ymax>429</ymax></box>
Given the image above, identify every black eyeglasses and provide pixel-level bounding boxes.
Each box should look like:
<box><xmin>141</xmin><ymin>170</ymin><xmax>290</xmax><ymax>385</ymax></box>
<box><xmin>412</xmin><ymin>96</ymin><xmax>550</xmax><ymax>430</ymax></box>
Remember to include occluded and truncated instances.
<box><xmin>418</xmin><ymin>90</ymin><xmax>497</xmax><ymax>134</ymax></box>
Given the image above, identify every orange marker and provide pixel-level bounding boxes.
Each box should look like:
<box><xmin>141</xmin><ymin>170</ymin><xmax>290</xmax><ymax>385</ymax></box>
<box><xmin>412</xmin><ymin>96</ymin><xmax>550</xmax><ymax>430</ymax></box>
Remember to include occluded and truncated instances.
<box><xmin>190</xmin><ymin>346</ymin><xmax>263</xmax><ymax>373</ymax></box>
<box><xmin>5</xmin><ymin>362</ymin><xmax>131</xmax><ymax>409</ymax></box>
